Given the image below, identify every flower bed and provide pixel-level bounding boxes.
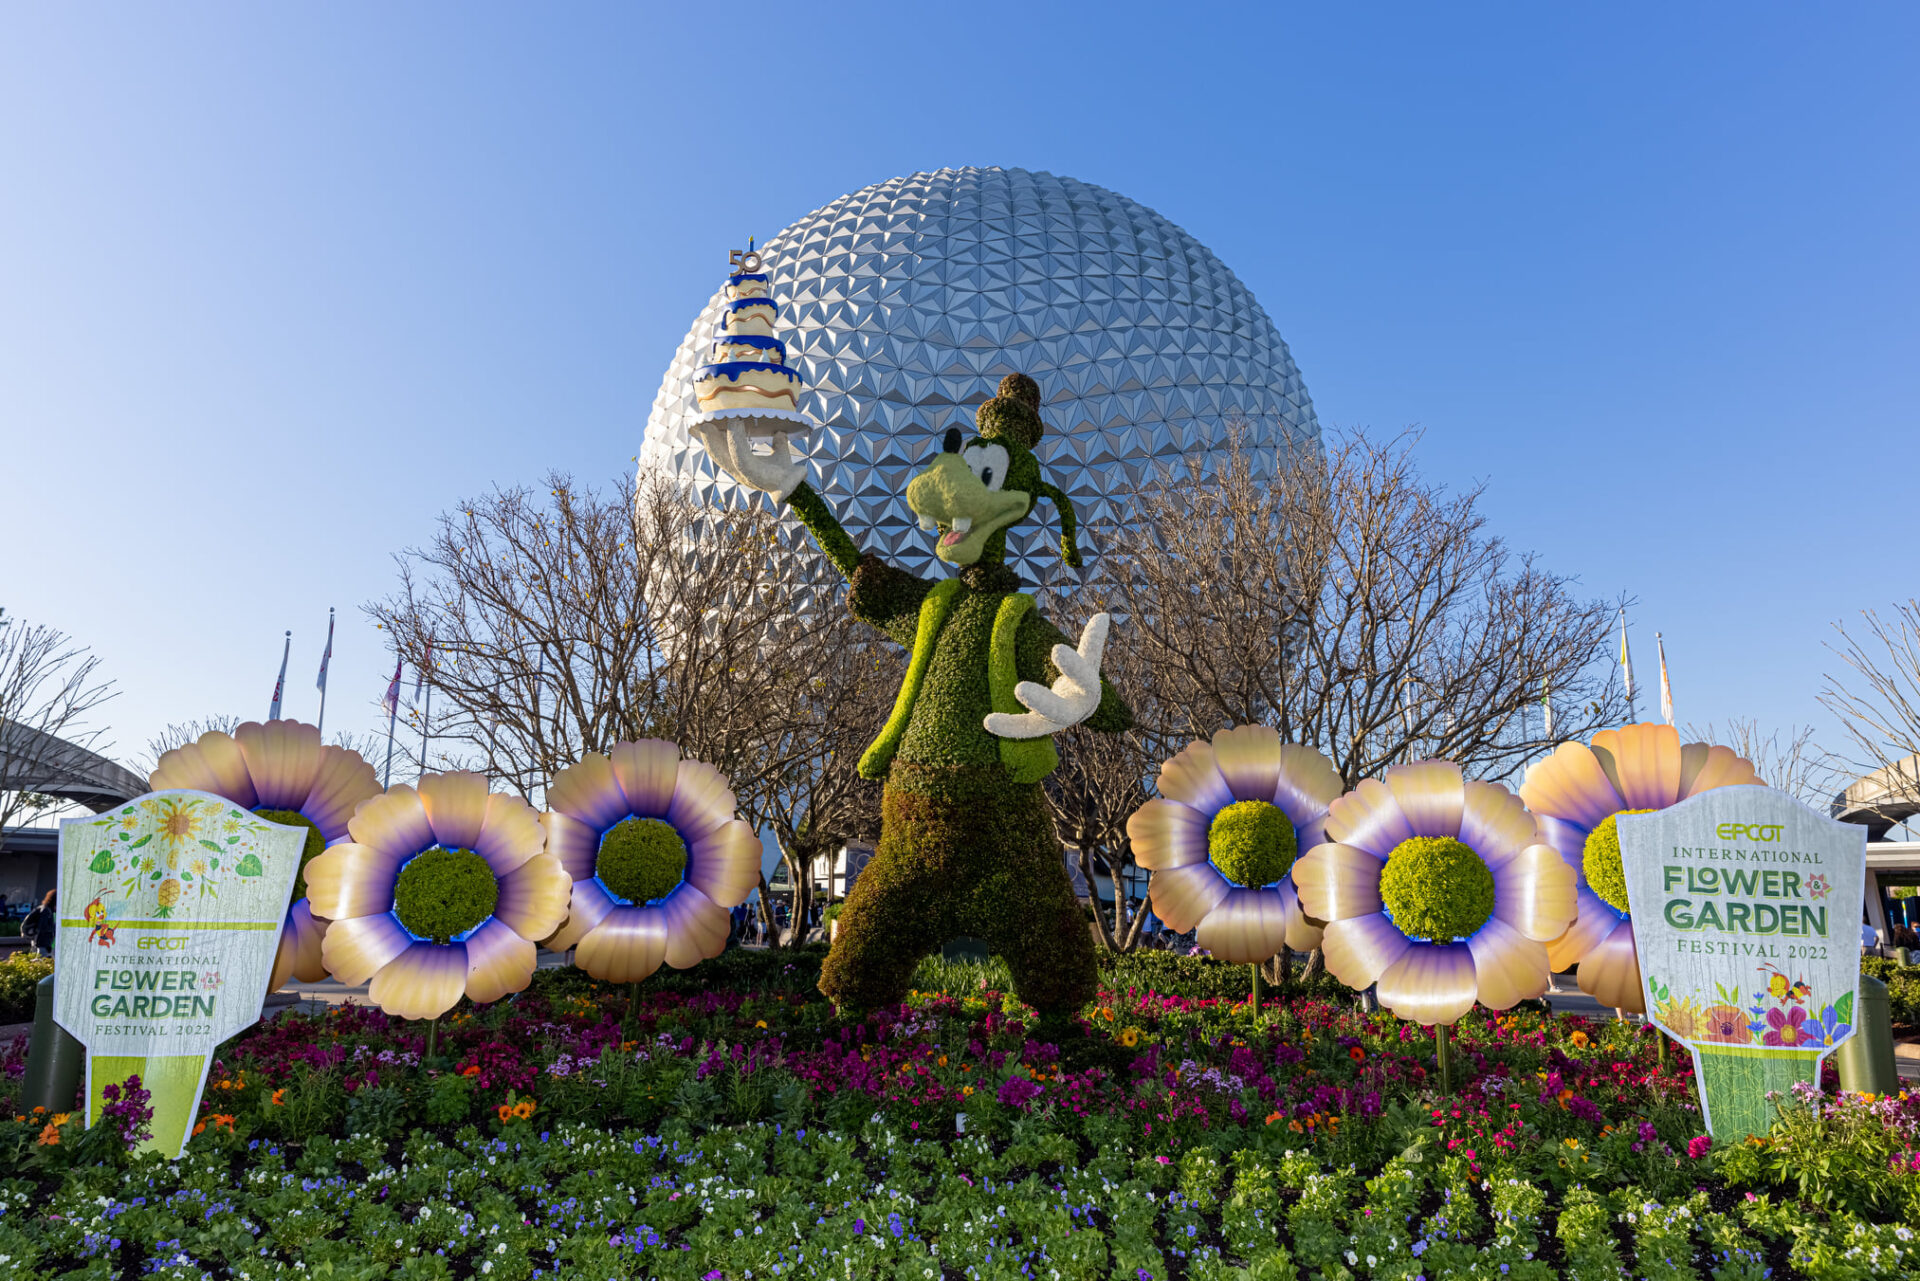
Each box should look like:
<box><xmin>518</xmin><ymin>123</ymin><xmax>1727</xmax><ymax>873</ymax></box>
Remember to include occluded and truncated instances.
<box><xmin>1</xmin><ymin>952</ymin><xmax>1916</xmax><ymax>1278</ymax></box>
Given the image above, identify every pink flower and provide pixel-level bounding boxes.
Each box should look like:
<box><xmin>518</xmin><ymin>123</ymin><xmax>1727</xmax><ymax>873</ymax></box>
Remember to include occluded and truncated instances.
<box><xmin>1764</xmin><ymin>1006</ymin><xmax>1809</xmax><ymax>1047</ymax></box>
<box><xmin>1688</xmin><ymin>1135</ymin><xmax>1712</xmax><ymax>1160</ymax></box>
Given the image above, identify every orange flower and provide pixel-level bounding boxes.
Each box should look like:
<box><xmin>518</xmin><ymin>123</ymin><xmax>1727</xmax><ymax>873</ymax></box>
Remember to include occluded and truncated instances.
<box><xmin>512</xmin><ymin>1100</ymin><xmax>535</xmax><ymax>1120</ymax></box>
<box><xmin>212</xmin><ymin>1114</ymin><xmax>236</xmax><ymax>1132</ymax></box>
<box><xmin>1288</xmin><ymin>1119</ymin><xmax>1304</xmax><ymax>1133</ymax></box>
<box><xmin>192</xmin><ymin>1120</ymin><xmax>207</xmax><ymax>1137</ymax></box>
<box><xmin>1569</xmin><ymin>1030</ymin><xmax>1590</xmax><ymax>1049</ymax></box>
<box><xmin>937</xmin><ymin>1055</ymin><xmax>948</xmax><ymax>1067</ymax></box>
<box><xmin>1348</xmin><ymin>1046</ymin><xmax>1366</xmax><ymax>1063</ymax></box>
<box><xmin>497</xmin><ymin>1104</ymin><xmax>514</xmax><ymax>1123</ymax></box>
<box><xmin>37</xmin><ymin>1122</ymin><xmax>61</xmax><ymax>1146</ymax></box>
<box><xmin>270</xmin><ymin>1089</ymin><xmax>287</xmax><ymax>1107</ymax></box>
<box><xmin>461</xmin><ymin>1065</ymin><xmax>482</xmax><ymax>1078</ymax></box>
<box><xmin>1557</xmin><ymin>1088</ymin><xmax>1574</xmax><ymax>1104</ymax></box>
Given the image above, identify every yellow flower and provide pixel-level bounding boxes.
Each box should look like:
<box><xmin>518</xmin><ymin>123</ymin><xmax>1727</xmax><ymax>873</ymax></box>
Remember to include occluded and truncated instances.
<box><xmin>755</xmin><ymin>1020</ymin><xmax>767</xmax><ymax>1029</ymax></box>
<box><xmin>1119</xmin><ymin>1027</ymin><xmax>1141</xmax><ymax>1048</ymax></box>
<box><xmin>1564</xmin><ymin>1137</ymin><xmax>1580</xmax><ymax>1149</ymax></box>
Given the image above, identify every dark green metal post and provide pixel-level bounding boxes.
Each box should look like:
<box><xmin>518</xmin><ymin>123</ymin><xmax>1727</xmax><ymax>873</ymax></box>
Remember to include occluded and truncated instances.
<box><xmin>20</xmin><ymin>975</ymin><xmax>82</xmax><ymax>1115</ymax></box>
<box><xmin>1836</xmin><ymin>974</ymin><xmax>1900</xmax><ymax>1097</ymax></box>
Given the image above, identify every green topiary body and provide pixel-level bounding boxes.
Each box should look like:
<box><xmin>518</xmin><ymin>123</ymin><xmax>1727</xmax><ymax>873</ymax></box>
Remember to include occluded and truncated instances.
<box><xmin>596</xmin><ymin>816</ymin><xmax>688</xmax><ymax>904</ymax></box>
<box><xmin>1207</xmin><ymin>800</ymin><xmax>1297</xmax><ymax>888</ymax></box>
<box><xmin>1380</xmin><ymin>836</ymin><xmax>1496</xmax><ymax>942</ymax></box>
<box><xmin>254</xmin><ymin>808</ymin><xmax>327</xmax><ymax>908</ymax></box>
<box><xmin>1582</xmin><ymin>810</ymin><xmax>1654</xmax><ymax>914</ymax></box>
<box><xmin>393</xmin><ymin>846</ymin><xmax>499</xmax><ymax>944</ymax></box>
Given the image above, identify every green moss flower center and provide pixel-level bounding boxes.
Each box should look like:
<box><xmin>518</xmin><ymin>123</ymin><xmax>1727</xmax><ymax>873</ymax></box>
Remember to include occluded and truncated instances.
<box><xmin>1380</xmin><ymin>836</ymin><xmax>1496</xmax><ymax>942</ymax></box>
<box><xmin>596</xmin><ymin>817</ymin><xmax>688</xmax><ymax>905</ymax></box>
<box><xmin>392</xmin><ymin>845</ymin><xmax>498</xmax><ymax>944</ymax></box>
<box><xmin>1207</xmin><ymin>800</ymin><xmax>1298</xmax><ymax>888</ymax></box>
<box><xmin>1583</xmin><ymin>809</ymin><xmax>1656</xmax><ymax>914</ymax></box>
<box><xmin>253</xmin><ymin>808</ymin><xmax>326</xmax><ymax>909</ymax></box>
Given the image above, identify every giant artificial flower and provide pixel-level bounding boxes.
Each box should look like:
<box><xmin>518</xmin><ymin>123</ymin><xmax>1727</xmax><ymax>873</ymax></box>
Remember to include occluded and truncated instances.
<box><xmin>541</xmin><ymin>741</ymin><xmax>760</xmax><ymax>982</ymax></box>
<box><xmin>1291</xmin><ymin>760</ymin><xmax>1578</xmax><ymax>1025</ymax></box>
<box><xmin>304</xmin><ymin>772</ymin><xmax>571</xmax><ymax>1019</ymax></box>
<box><xmin>1129</xmin><ymin>726</ymin><xmax>1343</xmax><ymax>962</ymax></box>
<box><xmin>149</xmin><ymin>720</ymin><xmax>381</xmax><ymax>991</ymax></box>
<box><xmin>1519</xmin><ymin>722</ymin><xmax>1760</xmax><ymax>1013</ymax></box>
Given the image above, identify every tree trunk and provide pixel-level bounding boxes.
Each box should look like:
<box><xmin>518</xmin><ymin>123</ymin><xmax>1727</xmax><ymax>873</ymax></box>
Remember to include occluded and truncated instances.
<box><xmin>1302</xmin><ymin>946</ymin><xmax>1326</xmax><ymax>983</ymax></box>
<box><xmin>1079</xmin><ymin>842</ymin><xmax>1119</xmax><ymax>954</ymax></box>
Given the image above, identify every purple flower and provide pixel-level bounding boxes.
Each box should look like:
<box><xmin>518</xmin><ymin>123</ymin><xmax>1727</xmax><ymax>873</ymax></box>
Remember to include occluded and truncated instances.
<box><xmin>1764</xmin><ymin>1006</ymin><xmax>1810</xmax><ymax>1047</ymax></box>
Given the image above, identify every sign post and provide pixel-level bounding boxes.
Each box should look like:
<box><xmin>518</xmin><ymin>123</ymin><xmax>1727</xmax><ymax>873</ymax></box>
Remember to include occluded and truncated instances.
<box><xmin>1619</xmin><ymin>785</ymin><xmax>1867</xmax><ymax>1141</ymax></box>
<box><xmin>55</xmin><ymin>790</ymin><xmax>305</xmax><ymax>1158</ymax></box>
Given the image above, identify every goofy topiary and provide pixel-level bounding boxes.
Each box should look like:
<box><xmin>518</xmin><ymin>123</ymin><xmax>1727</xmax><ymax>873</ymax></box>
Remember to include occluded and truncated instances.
<box><xmin>693</xmin><ymin>373</ymin><xmax>1130</xmax><ymax>1017</ymax></box>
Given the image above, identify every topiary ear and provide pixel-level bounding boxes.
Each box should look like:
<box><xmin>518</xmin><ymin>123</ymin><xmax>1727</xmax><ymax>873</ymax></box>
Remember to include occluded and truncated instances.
<box><xmin>1035</xmin><ymin>480</ymin><xmax>1082</xmax><ymax>569</ymax></box>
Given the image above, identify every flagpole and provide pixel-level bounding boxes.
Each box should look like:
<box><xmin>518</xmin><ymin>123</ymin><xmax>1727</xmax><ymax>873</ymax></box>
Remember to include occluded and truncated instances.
<box><xmin>381</xmin><ymin>653</ymin><xmax>404</xmax><ymax>788</ymax></box>
<box><xmin>1618</xmin><ymin>607</ymin><xmax>1637</xmax><ymax>723</ymax></box>
<box><xmin>1657</xmin><ymin>632</ymin><xmax>1674</xmax><ymax>726</ymax></box>
<box><xmin>268</xmin><ymin>630</ymin><xmax>291</xmax><ymax>721</ymax></box>
<box><xmin>315</xmin><ymin>608</ymin><xmax>335</xmax><ymax>736</ymax></box>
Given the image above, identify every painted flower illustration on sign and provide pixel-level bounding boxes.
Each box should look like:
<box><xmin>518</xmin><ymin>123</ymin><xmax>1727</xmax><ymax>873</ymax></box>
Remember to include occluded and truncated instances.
<box><xmin>1700</xmin><ymin>1004</ymin><xmax>1752</xmax><ymax>1044</ymax></box>
<box><xmin>1804</xmin><ymin>872</ymin><xmax>1833</xmax><ymax>901</ymax></box>
<box><xmin>150</xmin><ymin>720</ymin><xmax>383</xmax><ymax>991</ymax></box>
<box><xmin>1130</xmin><ymin>726</ymin><xmax>1344</xmax><ymax>963</ymax></box>
<box><xmin>305</xmin><ymin>771</ymin><xmax>572</xmax><ymax>1020</ymax></box>
<box><xmin>542</xmin><ymin>741</ymin><xmax>760</xmax><ymax>983</ymax></box>
<box><xmin>1760</xmin><ymin>1005</ymin><xmax>1812</xmax><ymax>1047</ymax></box>
<box><xmin>1518</xmin><ymin>722</ymin><xmax>1762</xmax><ymax>1013</ymax></box>
<box><xmin>1290</xmin><ymin>760</ymin><xmax>1578</xmax><ymax>1026</ymax></box>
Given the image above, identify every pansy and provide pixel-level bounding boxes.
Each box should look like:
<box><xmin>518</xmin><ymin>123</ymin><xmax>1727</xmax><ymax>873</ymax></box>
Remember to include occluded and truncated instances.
<box><xmin>1519</xmin><ymin>723</ymin><xmax>1760</xmax><ymax>1013</ymax></box>
<box><xmin>150</xmin><ymin>720</ymin><xmax>381</xmax><ymax>991</ymax></box>
<box><xmin>1292</xmin><ymin>760</ymin><xmax>1578</xmax><ymax>1025</ymax></box>
<box><xmin>1129</xmin><ymin>726</ymin><xmax>1343</xmax><ymax>962</ymax></box>
<box><xmin>541</xmin><ymin>741</ymin><xmax>760</xmax><ymax>982</ymax></box>
<box><xmin>305</xmin><ymin>772</ymin><xmax>571</xmax><ymax>1019</ymax></box>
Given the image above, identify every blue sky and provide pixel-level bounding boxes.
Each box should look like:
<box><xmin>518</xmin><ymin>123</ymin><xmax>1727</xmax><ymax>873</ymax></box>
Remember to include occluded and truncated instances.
<box><xmin>3</xmin><ymin>4</ymin><xmax>1915</xmax><ymax>786</ymax></box>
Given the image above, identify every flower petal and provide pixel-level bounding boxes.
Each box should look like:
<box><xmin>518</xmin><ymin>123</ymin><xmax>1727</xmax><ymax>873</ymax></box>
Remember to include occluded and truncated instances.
<box><xmin>1210</xmin><ymin>724</ymin><xmax>1282</xmax><ymax>805</ymax></box>
<box><xmin>1323</xmin><ymin>778</ymin><xmax>1413</xmax><ymax>858</ymax></box>
<box><xmin>1519</xmin><ymin>742</ymin><xmax>1624</xmax><ymax>829</ymax></box>
<box><xmin>542</xmin><ymin>810</ymin><xmax>600</xmax><ymax>883</ymax></box>
<box><xmin>347</xmin><ymin>785</ymin><xmax>433</xmax><ymax>861</ymax></box>
<box><xmin>299</xmin><ymin>747</ymin><xmax>381</xmax><ymax>841</ymax></box>
<box><xmin>1545</xmin><ymin>884</ymin><xmax>1622</xmax><ymax>971</ymax></box>
<box><xmin>1127</xmin><ymin>798</ymin><xmax>1209</xmax><ymax>871</ymax></box>
<box><xmin>1290</xmin><ymin>842</ymin><xmax>1383</xmax><ymax>924</ymax></box>
<box><xmin>320</xmin><ymin>911</ymin><xmax>412</xmax><ymax>986</ymax></box>
<box><xmin>1492</xmin><ymin>843</ymin><xmax>1579</xmax><ymax>942</ymax></box>
<box><xmin>1321</xmin><ymin>912</ymin><xmax>1411</xmax><ymax>990</ymax></box>
<box><xmin>1157</xmin><ymin>739</ymin><xmax>1233</xmax><ymax>814</ymax></box>
<box><xmin>150</xmin><ymin>730</ymin><xmax>257</xmax><ymax>809</ymax></box>
<box><xmin>576</xmin><ymin>905</ymin><xmax>669</xmax><ymax>983</ymax></box>
<box><xmin>417</xmin><ymin>771</ymin><xmax>490</xmax><ymax>853</ymax></box>
<box><xmin>1384</xmin><ymin>761</ymin><xmax>1464</xmax><ymax>839</ymax></box>
<box><xmin>269</xmin><ymin>897</ymin><xmax>330</xmax><ymax>991</ymax></box>
<box><xmin>686</xmin><ymin>818</ymin><xmax>760</xmax><ymax>909</ymax></box>
<box><xmin>463</xmin><ymin>917</ymin><xmax>537</xmax><ymax>1004</ymax></box>
<box><xmin>609</xmin><ymin>739</ymin><xmax>682</xmax><ymax>820</ymax></box>
<box><xmin>1467</xmin><ymin>915</ymin><xmax>1549</xmax><ymax>1010</ymax></box>
<box><xmin>661</xmin><ymin>883</ymin><xmax>730</xmax><ymax>969</ymax></box>
<box><xmin>1575</xmin><ymin>916</ymin><xmax>1645</xmax><ymax>1012</ymax></box>
<box><xmin>1590</xmin><ymin>723</ymin><xmax>1682</xmax><ymax>811</ymax></box>
<box><xmin>1277</xmin><ymin>877</ymin><xmax>1324</xmax><ymax>952</ymax></box>
<box><xmin>1531</xmin><ymin>814</ymin><xmax>1588</xmax><ymax>873</ymax></box>
<box><xmin>546</xmin><ymin>876</ymin><xmax>617</xmax><ymax>952</ymax></box>
<box><xmin>1270</xmin><ymin>744</ymin><xmax>1345</xmax><ymax>830</ymax></box>
<box><xmin>1148</xmin><ymin>861</ymin><xmax>1229</xmax><ymax>933</ymax></box>
<box><xmin>476</xmin><ymin>791</ymin><xmax>545</xmax><ymax>878</ymax></box>
<box><xmin>1194</xmin><ymin>886</ymin><xmax>1289</xmax><ymax>963</ymax></box>
<box><xmin>546</xmin><ymin>752</ymin><xmax>628</xmax><ymax>831</ymax></box>
<box><xmin>234</xmin><ymin>720</ymin><xmax>325</xmax><ymax>812</ymax></box>
<box><xmin>302</xmin><ymin>843</ymin><xmax>404</xmax><ymax>921</ymax></box>
<box><xmin>666</xmin><ymin>760</ymin><xmax>739</xmax><ymax>845</ymax></box>
<box><xmin>495</xmin><ymin>850</ymin><xmax>572</xmax><ymax>942</ymax></box>
<box><xmin>1680</xmin><ymin>743</ymin><xmax>1764</xmax><ymax>797</ymax></box>
<box><xmin>367</xmin><ymin>941</ymin><xmax>468</xmax><ymax>1021</ymax></box>
<box><xmin>1459</xmin><ymin>780</ymin><xmax>1537</xmax><ymax>869</ymax></box>
<box><xmin>1376</xmin><ymin>941</ymin><xmax>1478</xmax><ymax>1026</ymax></box>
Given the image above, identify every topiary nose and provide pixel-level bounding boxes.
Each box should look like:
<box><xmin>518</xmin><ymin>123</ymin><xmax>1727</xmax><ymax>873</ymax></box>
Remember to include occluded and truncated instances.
<box><xmin>942</xmin><ymin>427</ymin><xmax>962</xmax><ymax>454</ymax></box>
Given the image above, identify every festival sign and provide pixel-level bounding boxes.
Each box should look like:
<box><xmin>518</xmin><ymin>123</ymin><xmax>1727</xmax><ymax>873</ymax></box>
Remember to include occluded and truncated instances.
<box><xmin>1619</xmin><ymin>784</ymin><xmax>1866</xmax><ymax>1141</ymax></box>
<box><xmin>56</xmin><ymin>790</ymin><xmax>305</xmax><ymax>1158</ymax></box>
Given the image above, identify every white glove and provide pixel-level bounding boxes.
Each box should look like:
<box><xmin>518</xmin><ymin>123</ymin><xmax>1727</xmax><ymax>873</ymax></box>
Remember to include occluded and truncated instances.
<box><xmin>690</xmin><ymin>420</ymin><xmax>808</xmax><ymax>504</ymax></box>
<box><xmin>984</xmin><ymin>613</ymin><xmax>1110</xmax><ymax>740</ymax></box>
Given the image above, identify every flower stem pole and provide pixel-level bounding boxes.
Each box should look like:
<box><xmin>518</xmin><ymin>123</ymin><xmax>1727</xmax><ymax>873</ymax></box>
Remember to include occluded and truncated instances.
<box><xmin>624</xmin><ymin>982</ymin><xmax>642</xmax><ymax>1041</ymax></box>
<box><xmin>1656</xmin><ymin>1028</ymin><xmax>1668</xmax><ymax>1073</ymax></box>
<box><xmin>1435</xmin><ymin>1023</ymin><xmax>1454</xmax><ymax>1093</ymax></box>
<box><xmin>424</xmin><ymin>1016</ymin><xmax>439</xmax><ymax>1064</ymax></box>
<box><xmin>1250</xmin><ymin>963</ymin><xmax>1263</xmax><ymax>1016</ymax></box>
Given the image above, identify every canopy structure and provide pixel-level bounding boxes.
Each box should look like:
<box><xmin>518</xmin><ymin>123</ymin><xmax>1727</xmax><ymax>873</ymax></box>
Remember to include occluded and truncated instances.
<box><xmin>0</xmin><ymin>721</ymin><xmax>146</xmax><ymax>813</ymax></box>
<box><xmin>1833</xmin><ymin>753</ymin><xmax>1920</xmax><ymax>840</ymax></box>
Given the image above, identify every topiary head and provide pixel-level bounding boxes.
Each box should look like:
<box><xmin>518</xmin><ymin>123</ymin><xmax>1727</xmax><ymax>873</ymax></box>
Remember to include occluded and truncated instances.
<box><xmin>1379</xmin><ymin>836</ymin><xmax>1496</xmax><ymax>942</ymax></box>
<box><xmin>595</xmin><ymin>816</ymin><xmax>689</xmax><ymax>905</ymax></box>
<box><xmin>1582</xmin><ymin>810</ymin><xmax>1654</xmax><ymax>914</ymax></box>
<box><xmin>903</xmin><ymin>373</ymin><xmax>1082</xmax><ymax>567</ymax></box>
<box><xmin>391</xmin><ymin>846</ymin><xmax>499</xmax><ymax>945</ymax></box>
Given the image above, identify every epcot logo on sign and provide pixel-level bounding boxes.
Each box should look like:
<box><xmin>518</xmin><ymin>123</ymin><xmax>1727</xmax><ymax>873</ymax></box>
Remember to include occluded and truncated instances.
<box><xmin>1715</xmin><ymin>822</ymin><xmax>1787</xmax><ymax>842</ymax></box>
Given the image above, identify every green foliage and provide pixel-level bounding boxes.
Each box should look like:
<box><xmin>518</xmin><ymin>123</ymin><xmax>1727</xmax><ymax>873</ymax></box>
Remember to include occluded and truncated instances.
<box><xmin>1380</xmin><ymin>835</ymin><xmax>1496</xmax><ymax>941</ymax></box>
<box><xmin>421</xmin><ymin>1071</ymin><xmax>475</xmax><ymax>1126</ymax></box>
<box><xmin>391</xmin><ymin>846</ymin><xmax>498</xmax><ymax>944</ymax></box>
<box><xmin>594</xmin><ymin>816</ymin><xmax>686</xmax><ymax>904</ymax></box>
<box><xmin>1208</xmin><ymin>799</ymin><xmax>1297</xmax><ymax>888</ymax></box>
<box><xmin>1583</xmin><ymin>809</ymin><xmax>1654</xmax><ymax>914</ymax></box>
<box><xmin>0</xmin><ymin>950</ymin><xmax>52</xmax><ymax>1023</ymax></box>
<box><xmin>254</xmin><ymin>807</ymin><xmax>327</xmax><ymax>905</ymax></box>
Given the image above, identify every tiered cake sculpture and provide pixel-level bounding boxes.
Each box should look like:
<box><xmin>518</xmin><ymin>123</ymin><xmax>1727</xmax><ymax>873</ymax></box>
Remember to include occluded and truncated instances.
<box><xmin>688</xmin><ymin>243</ymin><xmax>811</xmax><ymax>440</ymax></box>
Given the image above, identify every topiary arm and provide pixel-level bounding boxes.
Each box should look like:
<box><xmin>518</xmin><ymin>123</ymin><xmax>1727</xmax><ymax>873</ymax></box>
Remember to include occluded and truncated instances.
<box><xmin>786</xmin><ymin>481</ymin><xmax>863</xmax><ymax>581</ymax></box>
<box><xmin>847</xmin><ymin>554</ymin><xmax>933</xmax><ymax>649</ymax></box>
<box><xmin>1015</xmin><ymin>611</ymin><xmax>1132</xmax><ymax>733</ymax></box>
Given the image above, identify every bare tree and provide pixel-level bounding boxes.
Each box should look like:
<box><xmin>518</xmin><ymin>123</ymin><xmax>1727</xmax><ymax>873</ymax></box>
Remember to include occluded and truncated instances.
<box><xmin>1820</xmin><ymin>602</ymin><xmax>1920</xmax><ymax>833</ymax></box>
<box><xmin>1106</xmin><ymin>427</ymin><xmax>1626</xmax><ymax>787</ymax></box>
<box><xmin>1683</xmin><ymin>717</ymin><xmax>1837</xmax><ymax>808</ymax></box>
<box><xmin>0</xmin><ymin>611</ymin><xmax>119</xmax><ymax>844</ymax></box>
<box><xmin>139</xmin><ymin>716</ymin><xmax>244</xmax><ymax>776</ymax></box>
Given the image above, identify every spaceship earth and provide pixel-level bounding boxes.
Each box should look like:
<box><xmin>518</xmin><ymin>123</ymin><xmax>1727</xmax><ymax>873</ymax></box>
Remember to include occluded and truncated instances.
<box><xmin>640</xmin><ymin>166</ymin><xmax>1320</xmax><ymax>589</ymax></box>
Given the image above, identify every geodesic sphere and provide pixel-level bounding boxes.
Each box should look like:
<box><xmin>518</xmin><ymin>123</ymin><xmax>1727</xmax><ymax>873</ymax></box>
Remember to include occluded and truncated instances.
<box><xmin>641</xmin><ymin>166</ymin><xmax>1320</xmax><ymax>590</ymax></box>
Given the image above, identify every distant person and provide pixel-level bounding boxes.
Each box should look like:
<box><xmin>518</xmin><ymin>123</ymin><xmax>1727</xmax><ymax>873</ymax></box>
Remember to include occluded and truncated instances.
<box><xmin>1862</xmin><ymin>921</ymin><xmax>1881</xmax><ymax>952</ymax></box>
<box><xmin>21</xmin><ymin>890</ymin><xmax>56</xmax><ymax>957</ymax></box>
